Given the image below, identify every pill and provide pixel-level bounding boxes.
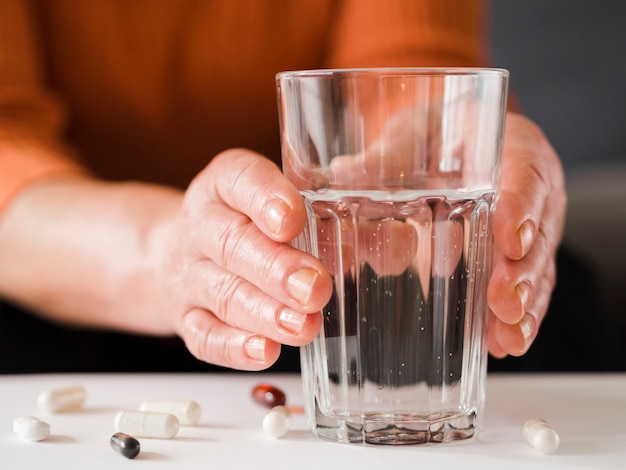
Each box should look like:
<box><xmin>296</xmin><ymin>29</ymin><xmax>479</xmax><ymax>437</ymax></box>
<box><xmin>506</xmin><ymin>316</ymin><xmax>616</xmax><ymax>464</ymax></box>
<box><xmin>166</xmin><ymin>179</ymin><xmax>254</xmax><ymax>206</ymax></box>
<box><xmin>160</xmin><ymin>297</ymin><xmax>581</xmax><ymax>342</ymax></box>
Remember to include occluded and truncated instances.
<box><xmin>523</xmin><ymin>418</ymin><xmax>560</xmax><ymax>454</ymax></box>
<box><xmin>262</xmin><ymin>405</ymin><xmax>292</xmax><ymax>439</ymax></box>
<box><xmin>13</xmin><ymin>416</ymin><xmax>50</xmax><ymax>441</ymax></box>
<box><xmin>37</xmin><ymin>385</ymin><xmax>86</xmax><ymax>413</ymax></box>
<box><xmin>139</xmin><ymin>399</ymin><xmax>201</xmax><ymax>426</ymax></box>
<box><xmin>252</xmin><ymin>383</ymin><xmax>286</xmax><ymax>409</ymax></box>
<box><xmin>114</xmin><ymin>410</ymin><xmax>179</xmax><ymax>439</ymax></box>
<box><xmin>110</xmin><ymin>432</ymin><xmax>141</xmax><ymax>459</ymax></box>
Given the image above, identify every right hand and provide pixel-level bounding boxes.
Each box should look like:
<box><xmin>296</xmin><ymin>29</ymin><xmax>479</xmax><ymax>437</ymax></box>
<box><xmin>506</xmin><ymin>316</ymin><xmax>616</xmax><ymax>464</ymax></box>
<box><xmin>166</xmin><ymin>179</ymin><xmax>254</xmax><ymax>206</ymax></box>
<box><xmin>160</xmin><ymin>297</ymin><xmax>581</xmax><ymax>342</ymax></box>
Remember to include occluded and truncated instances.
<box><xmin>160</xmin><ymin>149</ymin><xmax>333</xmax><ymax>370</ymax></box>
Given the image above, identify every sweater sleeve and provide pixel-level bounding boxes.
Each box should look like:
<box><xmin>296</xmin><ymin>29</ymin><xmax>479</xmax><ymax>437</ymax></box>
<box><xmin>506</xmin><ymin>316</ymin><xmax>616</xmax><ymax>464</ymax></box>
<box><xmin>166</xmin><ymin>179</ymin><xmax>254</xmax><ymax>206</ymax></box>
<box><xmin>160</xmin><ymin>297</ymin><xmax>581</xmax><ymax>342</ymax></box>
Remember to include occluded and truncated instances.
<box><xmin>326</xmin><ymin>0</ymin><xmax>490</xmax><ymax>68</ymax></box>
<box><xmin>0</xmin><ymin>0</ymin><xmax>86</xmax><ymax>214</ymax></box>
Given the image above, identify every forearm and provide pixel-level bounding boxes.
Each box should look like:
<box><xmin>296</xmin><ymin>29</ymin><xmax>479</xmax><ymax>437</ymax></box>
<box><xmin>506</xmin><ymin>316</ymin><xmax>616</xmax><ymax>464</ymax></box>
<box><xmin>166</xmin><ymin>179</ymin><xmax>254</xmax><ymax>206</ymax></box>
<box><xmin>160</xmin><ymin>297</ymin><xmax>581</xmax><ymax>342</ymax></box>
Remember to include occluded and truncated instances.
<box><xmin>0</xmin><ymin>175</ymin><xmax>183</xmax><ymax>335</ymax></box>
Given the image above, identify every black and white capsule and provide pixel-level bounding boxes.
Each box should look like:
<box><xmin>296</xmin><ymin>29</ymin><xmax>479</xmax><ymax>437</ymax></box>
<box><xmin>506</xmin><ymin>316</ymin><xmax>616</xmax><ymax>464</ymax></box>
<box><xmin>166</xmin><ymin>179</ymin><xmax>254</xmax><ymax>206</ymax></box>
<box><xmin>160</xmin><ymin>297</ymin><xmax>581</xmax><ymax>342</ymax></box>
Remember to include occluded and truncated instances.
<box><xmin>110</xmin><ymin>432</ymin><xmax>141</xmax><ymax>459</ymax></box>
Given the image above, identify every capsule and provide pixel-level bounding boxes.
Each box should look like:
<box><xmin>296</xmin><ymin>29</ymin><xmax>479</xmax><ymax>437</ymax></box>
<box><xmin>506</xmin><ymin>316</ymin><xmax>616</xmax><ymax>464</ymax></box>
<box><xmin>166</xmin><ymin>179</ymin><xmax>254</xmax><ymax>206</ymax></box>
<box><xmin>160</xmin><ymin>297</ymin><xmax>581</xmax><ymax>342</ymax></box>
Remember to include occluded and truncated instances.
<box><xmin>114</xmin><ymin>410</ymin><xmax>179</xmax><ymax>439</ymax></box>
<box><xmin>139</xmin><ymin>399</ymin><xmax>201</xmax><ymax>426</ymax></box>
<box><xmin>37</xmin><ymin>385</ymin><xmax>86</xmax><ymax>413</ymax></box>
<box><xmin>262</xmin><ymin>405</ymin><xmax>292</xmax><ymax>439</ymax></box>
<box><xmin>252</xmin><ymin>383</ymin><xmax>286</xmax><ymax>409</ymax></box>
<box><xmin>110</xmin><ymin>432</ymin><xmax>141</xmax><ymax>459</ymax></box>
<box><xmin>13</xmin><ymin>416</ymin><xmax>50</xmax><ymax>441</ymax></box>
<box><xmin>523</xmin><ymin>418</ymin><xmax>560</xmax><ymax>454</ymax></box>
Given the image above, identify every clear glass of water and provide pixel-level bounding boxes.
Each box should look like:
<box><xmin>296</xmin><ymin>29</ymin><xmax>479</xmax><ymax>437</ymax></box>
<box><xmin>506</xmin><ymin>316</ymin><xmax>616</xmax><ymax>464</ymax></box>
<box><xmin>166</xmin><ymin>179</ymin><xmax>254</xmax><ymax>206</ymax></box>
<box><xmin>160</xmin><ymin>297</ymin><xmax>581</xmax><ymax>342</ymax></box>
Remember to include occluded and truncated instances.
<box><xmin>276</xmin><ymin>68</ymin><xmax>509</xmax><ymax>445</ymax></box>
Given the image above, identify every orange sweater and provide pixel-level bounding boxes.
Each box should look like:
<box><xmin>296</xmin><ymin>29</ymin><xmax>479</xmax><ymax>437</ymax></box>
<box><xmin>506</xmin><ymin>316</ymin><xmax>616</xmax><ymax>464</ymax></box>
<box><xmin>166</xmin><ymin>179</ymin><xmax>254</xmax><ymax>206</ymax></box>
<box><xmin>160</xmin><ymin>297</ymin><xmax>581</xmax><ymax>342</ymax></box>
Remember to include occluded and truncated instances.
<box><xmin>0</xmin><ymin>0</ymin><xmax>489</xmax><ymax>212</ymax></box>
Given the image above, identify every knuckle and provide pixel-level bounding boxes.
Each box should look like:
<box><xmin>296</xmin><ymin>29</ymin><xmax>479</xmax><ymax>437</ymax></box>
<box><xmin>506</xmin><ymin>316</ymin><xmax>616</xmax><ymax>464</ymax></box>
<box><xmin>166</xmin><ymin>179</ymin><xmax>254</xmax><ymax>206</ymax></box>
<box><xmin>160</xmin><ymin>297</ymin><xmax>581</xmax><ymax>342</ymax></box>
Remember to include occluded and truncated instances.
<box><xmin>211</xmin><ymin>272</ymin><xmax>248</xmax><ymax>323</ymax></box>
<box><xmin>257</xmin><ymin>248</ymin><xmax>285</xmax><ymax>280</ymax></box>
<box><xmin>213</xmin><ymin>214</ymin><xmax>255</xmax><ymax>268</ymax></box>
<box><xmin>183</xmin><ymin>314</ymin><xmax>240</xmax><ymax>367</ymax></box>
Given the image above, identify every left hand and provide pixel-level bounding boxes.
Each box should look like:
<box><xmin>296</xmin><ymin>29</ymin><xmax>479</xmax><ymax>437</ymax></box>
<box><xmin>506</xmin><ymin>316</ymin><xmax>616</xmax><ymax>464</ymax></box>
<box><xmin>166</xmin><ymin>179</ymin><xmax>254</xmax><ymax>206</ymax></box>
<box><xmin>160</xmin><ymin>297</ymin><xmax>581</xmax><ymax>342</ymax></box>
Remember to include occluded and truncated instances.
<box><xmin>487</xmin><ymin>112</ymin><xmax>567</xmax><ymax>357</ymax></box>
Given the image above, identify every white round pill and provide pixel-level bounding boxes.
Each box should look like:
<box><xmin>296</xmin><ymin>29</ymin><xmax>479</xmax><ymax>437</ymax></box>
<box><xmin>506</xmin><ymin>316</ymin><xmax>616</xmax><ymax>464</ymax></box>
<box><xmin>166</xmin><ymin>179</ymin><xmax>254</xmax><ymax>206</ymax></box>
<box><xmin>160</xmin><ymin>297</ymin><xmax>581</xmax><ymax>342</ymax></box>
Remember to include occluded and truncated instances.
<box><xmin>139</xmin><ymin>399</ymin><xmax>201</xmax><ymax>426</ymax></box>
<box><xmin>37</xmin><ymin>385</ymin><xmax>86</xmax><ymax>413</ymax></box>
<box><xmin>114</xmin><ymin>410</ymin><xmax>179</xmax><ymax>439</ymax></box>
<box><xmin>523</xmin><ymin>418</ymin><xmax>560</xmax><ymax>454</ymax></box>
<box><xmin>13</xmin><ymin>416</ymin><xmax>50</xmax><ymax>441</ymax></box>
<box><xmin>263</xmin><ymin>405</ymin><xmax>292</xmax><ymax>439</ymax></box>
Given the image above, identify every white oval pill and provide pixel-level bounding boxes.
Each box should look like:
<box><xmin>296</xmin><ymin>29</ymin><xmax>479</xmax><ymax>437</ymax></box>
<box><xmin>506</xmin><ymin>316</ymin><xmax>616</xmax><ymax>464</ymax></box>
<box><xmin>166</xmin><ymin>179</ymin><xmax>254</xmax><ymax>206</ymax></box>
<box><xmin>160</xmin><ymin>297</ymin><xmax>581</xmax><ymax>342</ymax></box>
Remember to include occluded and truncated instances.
<box><xmin>13</xmin><ymin>416</ymin><xmax>50</xmax><ymax>441</ymax></box>
<box><xmin>262</xmin><ymin>406</ymin><xmax>292</xmax><ymax>439</ymax></box>
<box><xmin>114</xmin><ymin>410</ymin><xmax>179</xmax><ymax>439</ymax></box>
<box><xmin>523</xmin><ymin>418</ymin><xmax>560</xmax><ymax>454</ymax></box>
<box><xmin>139</xmin><ymin>399</ymin><xmax>201</xmax><ymax>426</ymax></box>
<box><xmin>37</xmin><ymin>385</ymin><xmax>86</xmax><ymax>413</ymax></box>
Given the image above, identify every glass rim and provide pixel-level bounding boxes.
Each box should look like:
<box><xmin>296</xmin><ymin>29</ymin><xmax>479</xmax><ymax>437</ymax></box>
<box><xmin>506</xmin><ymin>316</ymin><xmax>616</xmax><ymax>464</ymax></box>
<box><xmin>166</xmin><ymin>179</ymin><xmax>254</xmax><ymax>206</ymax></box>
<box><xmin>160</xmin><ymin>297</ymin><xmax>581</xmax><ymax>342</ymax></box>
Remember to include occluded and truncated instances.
<box><xmin>276</xmin><ymin>67</ymin><xmax>509</xmax><ymax>81</ymax></box>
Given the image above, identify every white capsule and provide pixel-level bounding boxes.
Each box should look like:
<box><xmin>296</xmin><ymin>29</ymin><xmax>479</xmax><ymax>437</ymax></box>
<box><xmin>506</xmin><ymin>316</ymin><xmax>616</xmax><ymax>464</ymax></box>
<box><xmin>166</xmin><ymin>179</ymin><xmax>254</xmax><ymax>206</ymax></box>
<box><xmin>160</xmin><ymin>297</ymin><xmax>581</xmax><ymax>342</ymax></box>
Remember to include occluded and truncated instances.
<box><xmin>114</xmin><ymin>410</ymin><xmax>179</xmax><ymax>439</ymax></box>
<box><xmin>13</xmin><ymin>416</ymin><xmax>50</xmax><ymax>441</ymax></box>
<box><xmin>37</xmin><ymin>385</ymin><xmax>86</xmax><ymax>413</ymax></box>
<box><xmin>523</xmin><ymin>418</ymin><xmax>560</xmax><ymax>454</ymax></box>
<box><xmin>139</xmin><ymin>399</ymin><xmax>201</xmax><ymax>426</ymax></box>
<box><xmin>262</xmin><ymin>405</ymin><xmax>292</xmax><ymax>439</ymax></box>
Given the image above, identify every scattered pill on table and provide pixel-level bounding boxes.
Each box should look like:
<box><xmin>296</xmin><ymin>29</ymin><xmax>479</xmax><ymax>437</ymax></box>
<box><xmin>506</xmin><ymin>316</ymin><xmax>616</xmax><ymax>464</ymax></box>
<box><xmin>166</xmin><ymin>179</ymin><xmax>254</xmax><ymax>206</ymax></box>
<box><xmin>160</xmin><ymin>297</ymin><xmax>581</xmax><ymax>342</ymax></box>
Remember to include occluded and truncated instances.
<box><xmin>252</xmin><ymin>383</ymin><xmax>286</xmax><ymax>409</ymax></box>
<box><xmin>139</xmin><ymin>399</ymin><xmax>201</xmax><ymax>426</ymax></box>
<box><xmin>110</xmin><ymin>432</ymin><xmax>141</xmax><ymax>459</ymax></box>
<box><xmin>523</xmin><ymin>418</ymin><xmax>560</xmax><ymax>454</ymax></box>
<box><xmin>37</xmin><ymin>385</ymin><xmax>87</xmax><ymax>413</ymax></box>
<box><xmin>13</xmin><ymin>416</ymin><xmax>50</xmax><ymax>441</ymax></box>
<box><xmin>114</xmin><ymin>410</ymin><xmax>180</xmax><ymax>439</ymax></box>
<box><xmin>262</xmin><ymin>405</ymin><xmax>292</xmax><ymax>439</ymax></box>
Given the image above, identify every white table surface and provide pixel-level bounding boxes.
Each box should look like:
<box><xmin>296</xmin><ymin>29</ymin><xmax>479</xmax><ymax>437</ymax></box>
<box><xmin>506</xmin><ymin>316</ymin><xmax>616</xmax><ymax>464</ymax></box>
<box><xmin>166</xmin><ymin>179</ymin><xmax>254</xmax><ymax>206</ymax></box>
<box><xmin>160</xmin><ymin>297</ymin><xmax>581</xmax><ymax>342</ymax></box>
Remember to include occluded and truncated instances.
<box><xmin>1</xmin><ymin>372</ymin><xmax>624</xmax><ymax>469</ymax></box>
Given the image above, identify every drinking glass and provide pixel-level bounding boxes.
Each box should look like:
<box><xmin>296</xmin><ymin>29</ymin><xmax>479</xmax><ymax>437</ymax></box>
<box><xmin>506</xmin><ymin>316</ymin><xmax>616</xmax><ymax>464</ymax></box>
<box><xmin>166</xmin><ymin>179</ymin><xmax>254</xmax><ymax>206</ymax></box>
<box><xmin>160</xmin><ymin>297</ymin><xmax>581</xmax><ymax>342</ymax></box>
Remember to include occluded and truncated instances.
<box><xmin>276</xmin><ymin>68</ymin><xmax>508</xmax><ymax>445</ymax></box>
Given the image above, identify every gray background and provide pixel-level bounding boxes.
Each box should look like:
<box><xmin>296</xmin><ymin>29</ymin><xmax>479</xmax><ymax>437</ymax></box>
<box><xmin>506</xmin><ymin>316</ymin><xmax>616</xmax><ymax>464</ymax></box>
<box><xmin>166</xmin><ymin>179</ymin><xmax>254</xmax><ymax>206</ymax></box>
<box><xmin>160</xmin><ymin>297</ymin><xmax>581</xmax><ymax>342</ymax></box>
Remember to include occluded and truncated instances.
<box><xmin>491</xmin><ymin>0</ymin><xmax>626</xmax><ymax>329</ymax></box>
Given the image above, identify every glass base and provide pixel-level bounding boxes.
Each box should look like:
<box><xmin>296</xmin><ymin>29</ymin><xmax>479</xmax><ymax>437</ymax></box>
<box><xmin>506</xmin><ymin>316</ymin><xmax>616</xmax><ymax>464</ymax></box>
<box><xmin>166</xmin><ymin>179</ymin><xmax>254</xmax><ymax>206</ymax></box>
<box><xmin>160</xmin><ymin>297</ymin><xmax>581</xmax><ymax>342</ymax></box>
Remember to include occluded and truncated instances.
<box><xmin>311</xmin><ymin>401</ymin><xmax>477</xmax><ymax>445</ymax></box>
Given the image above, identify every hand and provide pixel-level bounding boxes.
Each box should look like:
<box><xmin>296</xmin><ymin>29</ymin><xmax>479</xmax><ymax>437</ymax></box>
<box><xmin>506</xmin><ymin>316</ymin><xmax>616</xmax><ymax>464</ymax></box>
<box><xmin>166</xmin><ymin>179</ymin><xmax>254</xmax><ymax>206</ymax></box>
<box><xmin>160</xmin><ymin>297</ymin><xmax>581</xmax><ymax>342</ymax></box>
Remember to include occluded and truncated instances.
<box><xmin>163</xmin><ymin>149</ymin><xmax>333</xmax><ymax>370</ymax></box>
<box><xmin>296</xmin><ymin>107</ymin><xmax>566</xmax><ymax>360</ymax></box>
<box><xmin>487</xmin><ymin>112</ymin><xmax>567</xmax><ymax>357</ymax></box>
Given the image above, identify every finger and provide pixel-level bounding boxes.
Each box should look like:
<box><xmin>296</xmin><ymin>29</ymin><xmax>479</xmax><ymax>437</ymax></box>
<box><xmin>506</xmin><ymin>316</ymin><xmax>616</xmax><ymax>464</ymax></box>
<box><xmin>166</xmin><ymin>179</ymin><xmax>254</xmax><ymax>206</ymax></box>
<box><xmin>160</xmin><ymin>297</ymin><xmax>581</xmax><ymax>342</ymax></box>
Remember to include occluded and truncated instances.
<box><xmin>176</xmin><ymin>258</ymin><xmax>323</xmax><ymax>347</ymax></box>
<box><xmin>488</xmin><ymin>124</ymin><xmax>564</xmax><ymax>324</ymax></box>
<box><xmin>180</xmin><ymin>308</ymin><xmax>281</xmax><ymax>370</ymax></box>
<box><xmin>197</xmin><ymin>148</ymin><xmax>308</xmax><ymax>242</ymax></box>
<box><xmin>491</xmin><ymin>313</ymin><xmax>537</xmax><ymax>358</ymax></box>
<box><xmin>488</xmin><ymin>214</ymin><xmax>555</xmax><ymax>325</ymax></box>
<box><xmin>487</xmin><ymin>311</ymin><xmax>508</xmax><ymax>358</ymax></box>
<box><xmin>493</xmin><ymin>113</ymin><xmax>566</xmax><ymax>261</ymax></box>
<box><xmin>359</xmin><ymin>219</ymin><xmax>418</xmax><ymax>276</ymax></box>
<box><xmin>190</xmin><ymin>201</ymin><xmax>332</xmax><ymax>313</ymax></box>
<box><xmin>489</xmin><ymin>254</ymin><xmax>556</xmax><ymax>356</ymax></box>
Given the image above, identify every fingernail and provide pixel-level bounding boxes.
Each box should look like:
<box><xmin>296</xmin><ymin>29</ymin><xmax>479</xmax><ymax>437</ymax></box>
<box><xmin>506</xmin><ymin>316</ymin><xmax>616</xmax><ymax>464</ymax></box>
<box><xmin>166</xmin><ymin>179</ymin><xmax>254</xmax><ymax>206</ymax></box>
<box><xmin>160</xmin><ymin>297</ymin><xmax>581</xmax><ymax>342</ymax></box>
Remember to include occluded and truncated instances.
<box><xmin>278</xmin><ymin>309</ymin><xmax>306</xmax><ymax>335</ymax></box>
<box><xmin>515</xmin><ymin>281</ymin><xmax>531</xmax><ymax>318</ymax></box>
<box><xmin>518</xmin><ymin>314</ymin><xmax>535</xmax><ymax>353</ymax></box>
<box><xmin>244</xmin><ymin>336</ymin><xmax>267</xmax><ymax>362</ymax></box>
<box><xmin>286</xmin><ymin>267</ymin><xmax>318</xmax><ymax>306</ymax></box>
<box><xmin>518</xmin><ymin>220</ymin><xmax>535</xmax><ymax>256</ymax></box>
<box><xmin>263</xmin><ymin>199</ymin><xmax>290</xmax><ymax>236</ymax></box>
